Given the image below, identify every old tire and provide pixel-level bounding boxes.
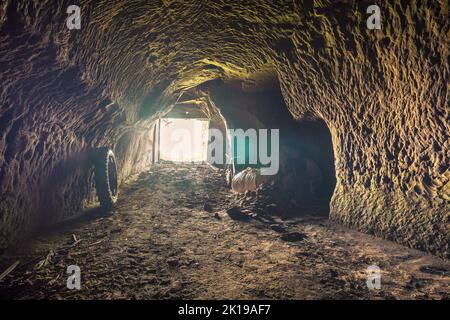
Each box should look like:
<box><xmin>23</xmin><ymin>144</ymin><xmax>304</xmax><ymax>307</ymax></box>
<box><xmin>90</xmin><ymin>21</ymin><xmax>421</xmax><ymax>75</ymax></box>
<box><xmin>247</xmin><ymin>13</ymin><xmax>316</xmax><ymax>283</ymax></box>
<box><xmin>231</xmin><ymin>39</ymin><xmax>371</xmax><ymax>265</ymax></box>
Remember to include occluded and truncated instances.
<box><xmin>94</xmin><ymin>148</ymin><xmax>118</xmax><ymax>210</ymax></box>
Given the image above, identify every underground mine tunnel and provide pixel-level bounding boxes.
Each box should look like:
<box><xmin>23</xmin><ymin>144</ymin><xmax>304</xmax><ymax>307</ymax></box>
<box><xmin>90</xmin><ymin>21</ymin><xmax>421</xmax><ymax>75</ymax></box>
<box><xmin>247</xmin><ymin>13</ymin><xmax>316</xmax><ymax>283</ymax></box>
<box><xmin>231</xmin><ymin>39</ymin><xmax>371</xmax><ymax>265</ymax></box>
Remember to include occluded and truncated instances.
<box><xmin>0</xmin><ymin>1</ymin><xmax>448</xmax><ymax>300</ymax></box>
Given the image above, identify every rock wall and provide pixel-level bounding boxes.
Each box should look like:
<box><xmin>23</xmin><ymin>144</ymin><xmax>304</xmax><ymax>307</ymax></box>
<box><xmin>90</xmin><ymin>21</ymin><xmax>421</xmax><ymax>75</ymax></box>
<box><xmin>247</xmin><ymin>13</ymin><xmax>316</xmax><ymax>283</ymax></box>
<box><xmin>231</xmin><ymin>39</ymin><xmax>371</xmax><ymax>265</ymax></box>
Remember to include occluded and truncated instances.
<box><xmin>0</xmin><ymin>0</ymin><xmax>448</xmax><ymax>256</ymax></box>
<box><xmin>272</xmin><ymin>1</ymin><xmax>449</xmax><ymax>257</ymax></box>
<box><xmin>0</xmin><ymin>0</ymin><xmax>158</xmax><ymax>248</ymax></box>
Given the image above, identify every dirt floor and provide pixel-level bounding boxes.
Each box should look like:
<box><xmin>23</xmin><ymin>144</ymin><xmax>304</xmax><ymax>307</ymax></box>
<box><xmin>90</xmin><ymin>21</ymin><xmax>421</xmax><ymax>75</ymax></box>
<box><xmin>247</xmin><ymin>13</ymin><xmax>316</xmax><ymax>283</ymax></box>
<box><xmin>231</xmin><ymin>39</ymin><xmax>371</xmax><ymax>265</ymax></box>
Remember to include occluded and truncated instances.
<box><xmin>0</xmin><ymin>163</ymin><xmax>448</xmax><ymax>299</ymax></box>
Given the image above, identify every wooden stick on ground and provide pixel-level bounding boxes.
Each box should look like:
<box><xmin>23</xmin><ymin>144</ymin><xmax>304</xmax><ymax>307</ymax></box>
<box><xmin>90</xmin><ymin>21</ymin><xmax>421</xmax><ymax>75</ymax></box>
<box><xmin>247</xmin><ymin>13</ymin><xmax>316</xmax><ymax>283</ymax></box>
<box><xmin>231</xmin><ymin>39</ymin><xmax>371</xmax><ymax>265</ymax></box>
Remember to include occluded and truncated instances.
<box><xmin>0</xmin><ymin>260</ymin><xmax>20</xmax><ymax>282</ymax></box>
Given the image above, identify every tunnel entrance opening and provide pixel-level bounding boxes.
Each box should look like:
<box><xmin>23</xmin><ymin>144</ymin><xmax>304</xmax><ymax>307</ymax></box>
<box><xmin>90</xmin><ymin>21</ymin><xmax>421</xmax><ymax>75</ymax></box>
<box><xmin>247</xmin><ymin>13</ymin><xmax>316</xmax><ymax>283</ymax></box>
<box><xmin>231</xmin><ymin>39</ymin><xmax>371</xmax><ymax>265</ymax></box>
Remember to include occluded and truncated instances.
<box><xmin>280</xmin><ymin>118</ymin><xmax>336</xmax><ymax>215</ymax></box>
<box><xmin>159</xmin><ymin>118</ymin><xmax>210</xmax><ymax>162</ymax></box>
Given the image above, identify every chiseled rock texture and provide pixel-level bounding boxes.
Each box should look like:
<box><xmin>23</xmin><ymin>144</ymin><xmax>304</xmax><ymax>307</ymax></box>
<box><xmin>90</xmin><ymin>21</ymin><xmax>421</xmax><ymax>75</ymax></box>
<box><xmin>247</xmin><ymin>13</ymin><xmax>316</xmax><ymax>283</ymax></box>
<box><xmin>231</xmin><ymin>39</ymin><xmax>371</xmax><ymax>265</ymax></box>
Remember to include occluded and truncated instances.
<box><xmin>0</xmin><ymin>0</ymin><xmax>448</xmax><ymax>257</ymax></box>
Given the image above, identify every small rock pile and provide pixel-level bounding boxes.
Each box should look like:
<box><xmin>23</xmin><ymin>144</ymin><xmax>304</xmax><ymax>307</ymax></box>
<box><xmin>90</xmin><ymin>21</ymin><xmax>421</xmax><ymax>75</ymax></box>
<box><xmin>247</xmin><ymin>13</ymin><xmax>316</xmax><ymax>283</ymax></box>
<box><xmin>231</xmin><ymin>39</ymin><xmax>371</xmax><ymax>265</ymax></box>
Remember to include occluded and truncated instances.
<box><xmin>229</xmin><ymin>179</ymin><xmax>328</xmax><ymax>220</ymax></box>
<box><xmin>230</xmin><ymin>180</ymin><xmax>297</xmax><ymax>218</ymax></box>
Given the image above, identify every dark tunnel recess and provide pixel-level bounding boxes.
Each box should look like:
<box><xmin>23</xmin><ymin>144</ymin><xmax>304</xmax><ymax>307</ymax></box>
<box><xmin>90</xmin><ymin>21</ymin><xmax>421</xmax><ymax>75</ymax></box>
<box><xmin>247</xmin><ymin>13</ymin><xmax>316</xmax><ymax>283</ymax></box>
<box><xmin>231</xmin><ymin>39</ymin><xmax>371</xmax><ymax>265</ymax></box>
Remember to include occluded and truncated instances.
<box><xmin>198</xmin><ymin>77</ymin><xmax>337</xmax><ymax>217</ymax></box>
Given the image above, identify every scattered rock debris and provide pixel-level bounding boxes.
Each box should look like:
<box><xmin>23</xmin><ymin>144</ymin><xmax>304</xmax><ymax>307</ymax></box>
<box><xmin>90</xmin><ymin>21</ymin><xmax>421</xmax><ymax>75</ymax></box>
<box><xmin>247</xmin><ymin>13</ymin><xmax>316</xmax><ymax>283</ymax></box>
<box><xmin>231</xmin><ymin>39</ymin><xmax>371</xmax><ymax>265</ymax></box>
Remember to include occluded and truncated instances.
<box><xmin>226</xmin><ymin>207</ymin><xmax>251</xmax><ymax>221</ymax></box>
<box><xmin>281</xmin><ymin>232</ymin><xmax>307</xmax><ymax>242</ymax></box>
<box><xmin>0</xmin><ymin>163</ymin><xmax>448</xmax><ymax>299</ymax></box>
<box><xmin>230</xmin><ymin>177</ymin><xmax>328</xmax><ymax>220</ymax></box>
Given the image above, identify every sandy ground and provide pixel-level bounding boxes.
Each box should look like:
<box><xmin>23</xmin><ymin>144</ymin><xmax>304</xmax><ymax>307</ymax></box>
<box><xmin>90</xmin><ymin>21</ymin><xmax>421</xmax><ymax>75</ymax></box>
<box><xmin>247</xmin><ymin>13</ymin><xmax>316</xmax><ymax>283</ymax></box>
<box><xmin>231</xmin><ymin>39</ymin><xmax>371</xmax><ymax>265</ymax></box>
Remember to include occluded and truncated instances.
<box><xmin>0</xmin><ymin>163</ymin><xmax>448</xmax><ymax>299</ymax></box>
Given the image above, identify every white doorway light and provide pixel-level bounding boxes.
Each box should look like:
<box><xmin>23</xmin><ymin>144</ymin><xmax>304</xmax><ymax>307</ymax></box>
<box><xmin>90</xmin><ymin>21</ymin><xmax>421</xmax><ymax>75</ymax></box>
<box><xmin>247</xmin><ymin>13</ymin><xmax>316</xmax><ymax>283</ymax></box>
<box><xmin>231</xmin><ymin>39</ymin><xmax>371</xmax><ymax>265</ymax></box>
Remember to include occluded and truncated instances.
<box><xmin>159</xmin><ymin>118</ymin><xmax>209</xmax><ymax>162</ymax></box>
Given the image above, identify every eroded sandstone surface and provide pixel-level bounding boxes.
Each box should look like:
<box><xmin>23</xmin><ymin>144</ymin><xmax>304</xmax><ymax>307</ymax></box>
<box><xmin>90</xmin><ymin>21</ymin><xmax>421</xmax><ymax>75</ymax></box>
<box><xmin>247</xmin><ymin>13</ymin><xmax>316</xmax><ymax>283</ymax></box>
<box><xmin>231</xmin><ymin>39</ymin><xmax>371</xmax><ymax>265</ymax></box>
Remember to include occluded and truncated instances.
<box><xmin>0</xmin><ymin>1</ymin><xmax>448</xmax><ymax>257</ymax></box>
